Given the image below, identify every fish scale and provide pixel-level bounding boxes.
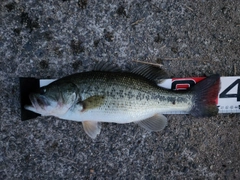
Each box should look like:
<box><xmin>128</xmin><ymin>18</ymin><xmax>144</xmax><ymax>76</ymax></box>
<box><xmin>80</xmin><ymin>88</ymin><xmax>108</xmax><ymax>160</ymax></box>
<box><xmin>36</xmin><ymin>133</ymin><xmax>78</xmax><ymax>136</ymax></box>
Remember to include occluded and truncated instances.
<box><xmin>68</xmin><ymin>72</ymin><xmax>190</xmax><ymax>115</ymax></box>
<box><xmin>24</xmin><ymin>65</ymin><xmax>220</xmax><ymax>138</ymax></box>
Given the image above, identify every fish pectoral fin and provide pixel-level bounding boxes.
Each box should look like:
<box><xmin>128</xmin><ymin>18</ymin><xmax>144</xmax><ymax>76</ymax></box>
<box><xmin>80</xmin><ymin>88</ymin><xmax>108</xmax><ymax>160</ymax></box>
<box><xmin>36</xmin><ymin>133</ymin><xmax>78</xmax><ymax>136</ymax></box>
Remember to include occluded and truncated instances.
<box><xmin>135</xmin><ymin>114</ymin><xmax>168</xmax><ymax>132</ymax></box>
<box><xmin>82</xmin><ymin>121</ymin><xmax>101</xmax><ymax>139</ymax></box>
<box><xmin>81</xmin><ymin>95</ymin><xmax>105</xmax><ymax>112</ymax></box>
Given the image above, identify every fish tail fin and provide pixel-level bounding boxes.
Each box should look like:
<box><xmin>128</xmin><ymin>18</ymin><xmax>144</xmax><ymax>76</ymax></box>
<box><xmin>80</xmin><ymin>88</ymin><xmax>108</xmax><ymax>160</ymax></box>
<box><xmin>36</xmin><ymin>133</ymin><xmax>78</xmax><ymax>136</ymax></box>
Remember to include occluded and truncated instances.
<box><xmin>190</xmin><ymin>74</ymin><xmax>220</xmax><ymax>117</ymax></box>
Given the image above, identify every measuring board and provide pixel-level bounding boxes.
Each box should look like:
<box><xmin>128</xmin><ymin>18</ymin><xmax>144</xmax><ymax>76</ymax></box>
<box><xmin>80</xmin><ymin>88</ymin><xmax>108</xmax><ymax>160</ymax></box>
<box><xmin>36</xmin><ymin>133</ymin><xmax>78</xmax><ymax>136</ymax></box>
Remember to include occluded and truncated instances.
<box><xmin>20</xmin><ymin>76</ymin><xmax>240</xmax><ymax>120</ymax></box>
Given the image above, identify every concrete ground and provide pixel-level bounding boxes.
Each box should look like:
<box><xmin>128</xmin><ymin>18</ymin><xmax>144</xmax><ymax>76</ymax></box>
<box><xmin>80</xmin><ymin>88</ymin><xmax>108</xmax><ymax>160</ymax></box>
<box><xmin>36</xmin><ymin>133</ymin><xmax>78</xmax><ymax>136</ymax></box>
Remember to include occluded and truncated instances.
<box><xmin>1</xmin><ymin>0</ymin><xmax>240</xmax><ymax>179</ymax></box>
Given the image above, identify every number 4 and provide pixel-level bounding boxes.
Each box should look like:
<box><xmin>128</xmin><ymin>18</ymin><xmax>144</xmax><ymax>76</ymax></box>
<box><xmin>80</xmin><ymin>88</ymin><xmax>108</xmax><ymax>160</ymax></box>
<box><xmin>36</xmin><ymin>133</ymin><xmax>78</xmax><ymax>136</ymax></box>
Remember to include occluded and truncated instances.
<box><xmin>219</xmin><ymin>79</ymin><xmax>240</xmax><ymax>101</ymax></box>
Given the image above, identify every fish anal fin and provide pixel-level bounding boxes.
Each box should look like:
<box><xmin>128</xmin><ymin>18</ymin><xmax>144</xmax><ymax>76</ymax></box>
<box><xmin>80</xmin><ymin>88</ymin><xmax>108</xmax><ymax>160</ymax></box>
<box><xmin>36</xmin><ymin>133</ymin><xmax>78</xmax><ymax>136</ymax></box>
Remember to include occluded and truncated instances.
<box><xmin>82</xmin><ymin>121</ymin><xmax>101</xmax><ymax>139</ymax></box>
<box><xmin>135</xmin><ymin>114</ymin><xmax>168</xmax><ymax>132</ymax></box>
<box><xmin>81</xmin><ymin>95</ymin><xmax>105</xmax><ymax>112</ymax></box>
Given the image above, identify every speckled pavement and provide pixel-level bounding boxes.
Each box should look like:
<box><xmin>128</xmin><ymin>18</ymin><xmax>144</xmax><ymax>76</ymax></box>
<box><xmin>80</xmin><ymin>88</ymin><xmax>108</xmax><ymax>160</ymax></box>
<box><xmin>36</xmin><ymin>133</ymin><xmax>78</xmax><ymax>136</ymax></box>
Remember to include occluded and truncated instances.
<box><xmin>1</xmin><ymin>0</ymin><xmax>240</xmax><ymax>179</ymax></box>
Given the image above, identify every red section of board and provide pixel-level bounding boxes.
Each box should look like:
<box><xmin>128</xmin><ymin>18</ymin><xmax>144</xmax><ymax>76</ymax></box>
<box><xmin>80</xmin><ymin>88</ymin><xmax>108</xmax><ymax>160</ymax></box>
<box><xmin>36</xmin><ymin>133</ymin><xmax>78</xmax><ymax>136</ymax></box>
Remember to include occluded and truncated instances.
<box><xmin>172</xmin><ymin>77</ymin><xmax>206</xmax><ymax>86</ymax></box>
<box><xmin>171</xmin><ymin>77</ymin><xmax>218</xmax><ymax>104</ymax></box>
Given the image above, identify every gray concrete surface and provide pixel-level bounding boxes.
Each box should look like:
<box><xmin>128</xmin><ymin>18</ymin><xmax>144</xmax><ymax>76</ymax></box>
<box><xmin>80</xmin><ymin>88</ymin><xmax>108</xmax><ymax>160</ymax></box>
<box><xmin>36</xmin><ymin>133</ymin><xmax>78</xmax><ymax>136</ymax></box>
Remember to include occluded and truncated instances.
<box><xmin>1</xmin><ymin>0</ymin><xmax>240</xmax><ymax>179</ymax></box>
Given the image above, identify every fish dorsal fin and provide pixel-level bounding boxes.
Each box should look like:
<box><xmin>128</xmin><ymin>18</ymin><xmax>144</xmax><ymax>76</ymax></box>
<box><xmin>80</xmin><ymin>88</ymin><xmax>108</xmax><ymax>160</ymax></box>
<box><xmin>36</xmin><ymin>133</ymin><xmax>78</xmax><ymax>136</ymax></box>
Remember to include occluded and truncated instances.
<box><xmin>93</xmin><ymin>61</ymin><xmax>121</xmax><ymax>72</ymax></box>
<box><xmin>82</xmin><ymin>121</ymin><xmax>101</xmax><ymax>139</ymax></box>
<box><xmin>134</xmin><ymin>113</ymin><xmax>168</xmax><ymax>131</ymax></box>
<box><xmin>131</xmin><ymin>65</ymin><xmax>168</xmax><ymax>83</ymax></box>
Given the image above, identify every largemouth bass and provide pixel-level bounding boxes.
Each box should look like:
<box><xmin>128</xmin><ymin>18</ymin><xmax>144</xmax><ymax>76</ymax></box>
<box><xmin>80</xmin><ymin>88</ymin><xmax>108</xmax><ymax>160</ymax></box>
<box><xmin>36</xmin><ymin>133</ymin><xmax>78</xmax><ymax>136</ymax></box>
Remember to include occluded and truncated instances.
<box><xmin>25</xmin><ymin>65</ymin><xmax>220</xmax><ymax>138</ymax></box>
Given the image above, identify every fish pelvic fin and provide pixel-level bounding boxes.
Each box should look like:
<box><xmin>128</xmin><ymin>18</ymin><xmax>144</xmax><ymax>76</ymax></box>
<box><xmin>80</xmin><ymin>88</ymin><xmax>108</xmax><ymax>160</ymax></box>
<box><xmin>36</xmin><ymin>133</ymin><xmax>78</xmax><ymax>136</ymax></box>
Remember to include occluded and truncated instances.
<box><xmin>82</xmin><ymin>121</ymin><xmax>101</xmax><ymax>139</ymax></box>
<box><xmin>190</xmin><ymin>74</ymin><xmax>220</xmax><ymax>117</ymax></box>
<box><xmin>134</xmin><ymin>114</ymin><xmax>168</xmax><ymax>131</ymax></box>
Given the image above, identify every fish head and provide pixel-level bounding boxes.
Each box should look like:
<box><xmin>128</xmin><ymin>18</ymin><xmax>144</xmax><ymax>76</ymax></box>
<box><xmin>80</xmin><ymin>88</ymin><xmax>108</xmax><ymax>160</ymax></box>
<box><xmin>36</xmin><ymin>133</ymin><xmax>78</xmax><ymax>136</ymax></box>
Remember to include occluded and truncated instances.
<box><xmin>25</xmin><ymin>82</ymin><xmax>79</xmax><ymax>116</ymax></box>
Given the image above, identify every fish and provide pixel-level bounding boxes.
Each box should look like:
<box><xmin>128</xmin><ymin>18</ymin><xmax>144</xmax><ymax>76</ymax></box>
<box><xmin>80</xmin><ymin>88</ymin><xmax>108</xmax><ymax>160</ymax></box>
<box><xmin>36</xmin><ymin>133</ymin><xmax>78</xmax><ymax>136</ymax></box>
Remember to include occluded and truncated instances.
<box><xmin>25</xmin><ymin>64</ymin><xmax>220</xmax><ymax>139</ymax></box>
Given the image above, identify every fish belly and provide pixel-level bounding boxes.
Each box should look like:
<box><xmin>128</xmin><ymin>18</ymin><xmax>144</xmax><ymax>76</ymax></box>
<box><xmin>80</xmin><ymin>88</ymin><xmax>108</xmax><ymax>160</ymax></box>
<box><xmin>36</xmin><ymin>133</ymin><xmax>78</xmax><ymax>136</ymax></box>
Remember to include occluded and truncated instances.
<box><xmin>58</xmin><ymin>99</ymin><xmax>191</xmax><ymax>123</ymax></box>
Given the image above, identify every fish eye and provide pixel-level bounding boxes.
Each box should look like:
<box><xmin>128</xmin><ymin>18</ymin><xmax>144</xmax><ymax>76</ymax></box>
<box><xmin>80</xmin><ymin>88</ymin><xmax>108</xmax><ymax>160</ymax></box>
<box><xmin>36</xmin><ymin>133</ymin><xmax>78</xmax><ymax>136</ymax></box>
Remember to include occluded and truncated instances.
<box><xmin>40</xmin><ymin>88</ymin><xmax>47</xmax><ymax>94</ymax></box>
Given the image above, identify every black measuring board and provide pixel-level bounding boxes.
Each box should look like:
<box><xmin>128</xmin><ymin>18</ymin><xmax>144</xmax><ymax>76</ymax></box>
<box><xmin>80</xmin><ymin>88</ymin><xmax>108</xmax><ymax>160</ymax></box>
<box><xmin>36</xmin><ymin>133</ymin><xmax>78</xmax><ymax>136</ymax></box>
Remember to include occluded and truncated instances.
<box><xmin>20</xmin><ymin>78</ymin><xmax>41</xmax><ymax>120</ymax></box>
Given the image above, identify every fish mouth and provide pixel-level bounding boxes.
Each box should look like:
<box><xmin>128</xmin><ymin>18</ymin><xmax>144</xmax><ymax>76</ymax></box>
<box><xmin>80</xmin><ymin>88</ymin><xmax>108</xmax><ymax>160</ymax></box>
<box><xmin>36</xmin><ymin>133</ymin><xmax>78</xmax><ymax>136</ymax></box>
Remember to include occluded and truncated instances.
<box><xmin>24</xmin><ymin>93</ymin><xmax>51</xmax><ymax>113</ymax></box>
